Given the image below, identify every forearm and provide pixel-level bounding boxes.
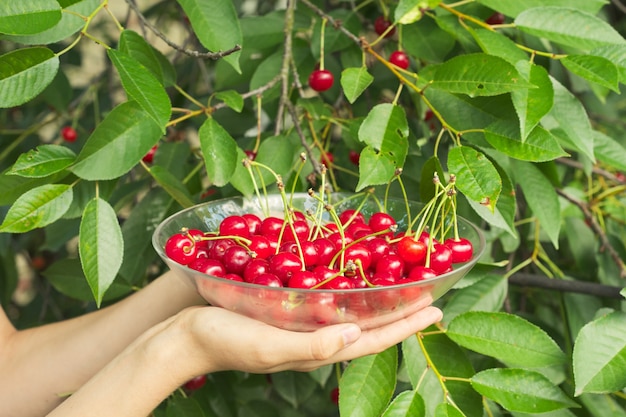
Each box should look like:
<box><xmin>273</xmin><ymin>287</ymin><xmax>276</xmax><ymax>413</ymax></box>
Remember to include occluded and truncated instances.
<box><xmin>0</xmin><ymin>270</ymin><xmax>204</xmax><ymax>417</ymax></box>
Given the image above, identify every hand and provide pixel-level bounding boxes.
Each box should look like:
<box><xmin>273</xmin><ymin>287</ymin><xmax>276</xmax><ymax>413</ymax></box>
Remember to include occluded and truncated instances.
<box><xmin>170</xmin><ymin>301</ymin><xmax>443</xmax><ymax>377</ymax></box>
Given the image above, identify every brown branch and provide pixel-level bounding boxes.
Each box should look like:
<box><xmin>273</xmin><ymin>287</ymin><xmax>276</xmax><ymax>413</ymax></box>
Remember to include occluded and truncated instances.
<box><xmin>509</xmin><ymin>273</ymin><xmax>624</xmax><ymax>299</ymax></box>
<box><xmin>285</xmin><ymin>100</ymin><xmax>324</xmax><ymax>178</ymax></box>
<box><xmin>557</xmin><ymin>157</ymin><xmax>625</xmax><ymax>184</ymax></box>
<box><xmin>298</xmin><ymin>0</ymin><xmax>363</xmax><ymax>46</ymax></box>
<box><xmin>556</xmin><ymin>188</ymin><xmax>626</xmax><ymax>278</ymax></box>
<box><xmin>211</xmin><ymin>75</ymin><xmax>281</xmax><ymax>112</ymax></box>
<box><xmin>275</xmin><ymin>0</ymin><xmax>297</xmax><ymax>136</ymax></box>
<box><xmin>124</xmin><ymin>0</ymin><xmax>241</xmax><ymax>60</ymax></box>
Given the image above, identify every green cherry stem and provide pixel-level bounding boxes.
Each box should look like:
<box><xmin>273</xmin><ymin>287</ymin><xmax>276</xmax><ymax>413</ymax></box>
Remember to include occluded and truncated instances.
<box><xmin>319</xmin><ymin>18</ymin><xmax>328</xmax><ymax>70</ymax></box>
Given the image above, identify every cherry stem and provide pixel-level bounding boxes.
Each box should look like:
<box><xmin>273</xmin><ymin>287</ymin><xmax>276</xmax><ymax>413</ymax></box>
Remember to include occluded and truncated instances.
<box><xmin>319</xmin><ymin>18</ymin><xmax>327</xmax><ymax>71</ymax></box>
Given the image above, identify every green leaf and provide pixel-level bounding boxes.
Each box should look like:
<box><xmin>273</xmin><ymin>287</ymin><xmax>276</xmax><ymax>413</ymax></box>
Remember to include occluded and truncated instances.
<box><xmin>341</xmin><ymin>67</ymin><xmax>374</xmax><ymax>104</ymax></box>
<box><xmin>431</xmin><ymin>53</ymin><xmax>534</xmax><ymax>97</ymax></box>
<box><xmin>0</xmin><ymin>169</ymin><xmax>69</xmax><ymax>206</ymax></box>
<box><xmin>561</xmin><ymin>55</ymin><xmax>620</xmax><ymax>92</ymax></box>
<box><xmin>515</xmin><ymin>7</ymin><xmax>625</xmax><ymax>52</ymax></box>
<box><xmin>548</xmin><ymin>77</ymin><xmax>595</xmax><ymax>162</ymax></box>
<box><xmin>573</xmin><ymin>311</ymin><xmax>626</xmax><ymax>395</ymax></box>
<box><xmin>381</xmin><ymin>390</ymin><xmax>425</xmax><ymax>417</ymax></box>
<box><xmin>511</xmin><ymin>160</ymin><xmax>561</xmax><ymax>248</ymax></box>
<box><xmin>70</xmin><ymin>101</ymin><xmax>162</xmax><ymax>181</ymax></box>
<box><xmin>118</xmin><ymin>29</ymin><xmax>176</xmax><ymax>87</ymax></box>
<box><xmin>44</xmin><ymin>258</ymin><xmax>131</xmax><ymax>302</ymax></box>
<box><xmin>447</xmin><ymin>146</ymin><xmax>501</xmax><ymax>211</ymax></box>
<box><xmin>2</xmin><ymin>0</ymin><xmax>99</xmax><ymax>45</ymax></box>
<box><xmin>485</xmin><ymin>122</ymin><xmax>567</xmax><ymax>162</ymax></box>
<box><xmin>214</xmin><ymin>90</ymin><xmax>244</xmax><ymax>113</ymax></box>
<box><xmin>475</xmin><ymin>0</ymin><xmax>607</xmax><ymax>18</ymax></box>
<box><xmin>176</xmin><ymin>0</ymin><xmax>242</xmax><ymax>72</ymax></box>
<box><xmin>394</xmin><ymin>0</ymin><xmax>425</xmax><ymax>24</ymax></box>
<box><xmin>356</xmin><ymin>146</ymin><xmax>397</xmax><ymax>191</ymax></box>
<box><xmin>590</xmin><ymin>45</ymin><xmax>626</xmax><ymax>83</ymax></box>
<box><xmin>0</xmin><ymin>1</ymin><xmax>61</xmax><ymax>35</ymax></box>
<box><xmin>149</xmin><ymin>166</ymin><xmax>194</xmax><ymax>209</ymax></box>
<box><xmin>198</xmin><ymin>117</ymin><xmax>238</xmax><ymax>187</ymax></box>
<box><xmin>166</xmin><ymin>394</ymin><xmax>206</xmax><ymax>417</ymax></box>
<box><xmin>311</xmin><ymin>9</ymin><xmax>360</xmax><ymax>57</ymax></box>
<box><xmin>0</xmin><ymin>184</ymin><xmax>73</xmax><ymax>233</ymax></box>
<box><xmin>0</xmin><ymin>47</ymin><xmax>59</xmax><ymax>108</ymax></box>
<box><xmin>443</xmin><ymin>274</ymin><xmax>508</xmax><ymax>323</ymax></box>
<box><xmin>108</xmin><ymin>49</ymin><xmax>171</xmax><ymax>131</ymax></box>
<box><xmin>271</xmin><ymin>371</ymin><xmax>317</xmax><ymax>409</ymax></box>
<box><xmin>447</xmin><ymin>311</ymin><xmax>566</xmax><ymax>368</ymax></box>
<box><xmin>471</xmin><ymin>28</ymin><xmax>529</xmax><ymax>66</ymax></box>
<box><xmin>79</xmin><ymin>198</ymin><xmax>124</xmax><ymax>307</ymax></box>
<box><xmin>339</xmin><ymin>347</ymin><xmax>397</xmax><ymax>417</ymax></box>
<box><xmin>8</xmin><ymin>145</ymin><xmax>76</xmax><ymax>178</ymax></box>
<box><xmin>420</xmin><ymin>156</ymin><xmax>446</xmax><ymax>203</ymax></box>
<box><xmin>434</xmin><ymin>403</ymin><xmax>465</xmax><ymax>417</ymax></box>
<box><xmin>403</xmin><ymin>17</ymin><xmax>455</xmax><ymax>64</ymax></box>
<box><xmin>357</xmin><ymin>103</ymin><xmax>409</xmax><ymax>165</ymax></box>
<box><xmin>511</xmin><ymin>62</ymin><xmax>554</xmax><ymax>141</ymax></box>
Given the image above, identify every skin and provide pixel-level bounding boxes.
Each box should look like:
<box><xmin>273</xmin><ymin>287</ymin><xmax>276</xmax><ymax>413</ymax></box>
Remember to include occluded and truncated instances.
<box><xmin>0</xmin><ymin>270</ymin><xmax>443</xmax><ymax>417</ymax></box>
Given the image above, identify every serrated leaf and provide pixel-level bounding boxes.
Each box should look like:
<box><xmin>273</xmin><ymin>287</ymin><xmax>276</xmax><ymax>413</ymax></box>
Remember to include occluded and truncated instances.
<box><xmin>356</xmin><ymin>146</ymin><xmax>397</xmax><ymax>191</ymax></box>
<box><xmin>431</xmin><ymin>53</ymin><xmax>534</xmax><ymax>97</ymax></box>
<box><xmin>511</xmin><ymin>160</ymin><xmax>561</xmax><ymax>248</ymax></box>
<box><xmin>108</xmin><ymin>49</ymin><xmax>171</xmax><ymax>131</ymax></box>
<box><xmin>44</xmin><ymin>258</ymin><xmax>131</xmax><ymax>302</ymax></box>
<box><xmin>471</xmin><ymin>368</ymin><xmax>579</xmax><ymax>413</ymax></box>
<box><xmin>70</xmin><ymin>101</ymin><xmax>162</xmax><ymax>180</ymax></box>
<box><xmin>515</xmin><ymin>7</ymin><xmax>625</xmax><ymax>52</ymax></box>
<box><xmin>443</xmin><ymin>274</ymin><xmax>508</xmax><ymax>323</ymax></box>
<box><xmin>0</xmin><ymin>47</ymin><xmax>59</xmax><ymax>108</ymax></box>
<box><xmin>271</xmin><ymin>371</ymin><xmax>317</xmax><ymax>409</ymax></box>
<box><xmin>485</xmin><ymin>122</ymin><xmax>567</xmax><ymax>162</ymax></box>
<box><xmin>339</xmin><ymin>347</ymin><xmax>397</xmax><ymax>417</ymax></box>
<box><xmin>199</xmin><ymin>117</ymin><xmax>238</xmax><ymax>187</ymax></box>
<box><xmin>8</xmin><ymin>145</ymin><xmax>76</xmax><ymax>178</ymax></box>
<box><xmin>447</xmin><ymin>146</ymin><xmax>501</xmax><ymax>211</ymax></box>
<box><xmin>0</xmin><ymin>169</ymin><xmax>69</xmax><ymax>206</ymax></box>
<box><xmin>573</xmin><ymin>311</ymin><xmax>626</xmax><ymax>395</ymax></box>
<box><xmin>118</xmin><ymin>29</ymin><xmax>176</xmax><ymax>87</ymax></box>
<box><xmin>2</xmin><ymin>0</ymin><xmax>99</xmax><ymax>45</ymax></box>
<box><xmin>511</xmin><ymin>62</ymin><xmax>554</xmax><ymax>141</ymax></box>
<box><xmin>214</xmin><ymin>90</ymin><xmax>244</xmax><ymax>112</ymax></box>
<box><xmin>403</xmin><ymin>18</ymin><xmax>455</xmax><ymax>64</ymax></box>
<box><xmin>0</xmin><ymin>1</ymin><xmax>61</xmax><ymax>35</ymax></box>
<box><xmin>447</xmin><ymin>311</ymin><xmax>566</xmax><ymax>368</ymax></box>
<box><xmin>561</xmin><ymin>55</ymin><xmax>620</xmax><ymax>92</ymax></box>
<box><xmin>176</xmin><ymin>0</ymin><xmax>242</xmax><ymax>73</ymax></box>
<box><xmin>341</xmin><ymin>66</ymin><xmax>373</xmax><ymax>104</ymax></box>
<box><xmin>394</xmin><ymin>0</ymin><xmax>425</xmax><ymax>24</ymax></box>
<box><xmin>357</xmin><ymin>103</ymin><xmax>409</xmax><ymax>171</ymax></box>
<box><xmin>79</xmin><ymin>198</ymin><xmax>123</xmax><ymax>307</ymax></box>
<box><xmin>471</xmin><ymin>28</ymin><xmax>529</xmax><ymax>66</ymax></box>
<box><xmin>590</xmin><ymin>45</ymin><xmax>626</xmax><ymax>83</ymax></box>
<box><xmin>0</xmin><ymin>184</ymin><xmax>73</xmax><ymax>233</ymax></box>
<box><xmin>548</xmin><ymin>77</ymin><xmax>595</xmax><ymax>162</ymax></box>
<box><xmin>382</xmin><ymin>390</ymin><xmax>425</xmax><ymax>417</ymax></box>
<box><xmin>149</xmin><ymin>165</ymin><xmax>194</xmax><ymax>209</ymax></box>
<box><xmin>475</xmin><ymin>0</ymin><xmax>607</xmax><ymax>18</ymax></box>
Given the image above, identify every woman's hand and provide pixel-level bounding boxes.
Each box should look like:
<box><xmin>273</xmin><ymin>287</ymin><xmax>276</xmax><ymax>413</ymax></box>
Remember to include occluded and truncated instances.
<box><xmin>172</xmin><ymin>301</ymin><xmax>443</xmax><ymax>377</ymax></box>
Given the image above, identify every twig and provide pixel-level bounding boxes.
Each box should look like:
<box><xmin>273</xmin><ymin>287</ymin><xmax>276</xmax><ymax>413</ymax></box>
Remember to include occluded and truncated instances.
<box><xmin>124</xmin><ymin>0</ymin><xmax>241</xmax><ymax>60</ymax></box>
<box><xmin>285</xmin><ymin>101</ymin><xmax>324</xmax><ymax>178</ymax></box>
<box><xmin>612</xmin><ymin>0</ymin><xmax>626</xmax><ymax>14</ymax></box>
<box><xmin>298</xmin><ymin>0</ymin><xmax>363</xmax><ymax>45</ymax></box>
<box><xmin>275</xmin><ymin>0</ymin><xmax>297</xmax><ymax>135</ymax></box>
<box><xmin>556</xmin><ymin>157</ymin><xmax>625</xmax><ymax>184</ymax></box>
<box><xmin>556</xmin><ymin>188</ymin><xmax>626</xmax><ymax>278</ymax></box>
<box><xmin>509</xmin><ymin>273</ymin><xmax>624</xmax><ymax>299</ymax></box>
<box><xmin>211</xmin><ymin>74</ymin><xmax>281</xmax><ymax>111</ymax></box>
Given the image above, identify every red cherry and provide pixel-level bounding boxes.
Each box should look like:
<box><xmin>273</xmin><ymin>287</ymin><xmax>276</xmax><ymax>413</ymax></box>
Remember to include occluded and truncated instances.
<box><xmin>208</xmin><ymin>238</ymin><xmax>237</xmax><ymax>262</ymax></box>
<box><xmin>184</xmin><ymin>374</ymin><xmax>207</xmax><ymax>391</ymax></box>
<box><xmin>389</xmin><ymin>51</ymin><xmax>410</xmax><ymax>70</ymax></box>
<box><xmin>219</xmin><ymin>215</ymin><xmax>251</xmax><ymax>239</ymax></box>
<box><xmin>269</xmin><ymin>252</ymin><xmax>303</xmax><ymax>285</ymax></box>
<box><xmin>321</xmin><ymin>275</ymin><xmax>355</xmax><ymax>290</ymax></box>
<box><xmin>313</xmin><ymin>237</ymin><xmax>338</xmax><ymax>266</ymax></box>
<box><xmin>249</xmin><ymin>235</ymin><xmax>273</xmax><ymax>259</ymax></box>
<box><xmin>188</xmin><ymin>258</ymin><xmax>226</xmax><ymax>277</ymax></box>
<box><xmin>338</xmin><ymin>209</ymin><xmax>365</xmax><ymax>226</ymax></box>
<box><xmin>429</xmin><ymin>243</ymin><xmax>453</xmax><ymax>274</ymax></box>
<box><xmin>348</xmin><ymin>150</ymin><xmax>360</xmax><ymax>166</ymax></box>
<box><xmin>252</xmin><ymin>272</ymin><xmax>283</xmax><ymax>287</ymax></box>
<box><xmin>288</xmin><ymin>270</ymin><xmax>320</xmax><ymax>289</ymax></box>
<box><xmin>366</xmin><ymin>237</ymin><xmax>391</xmax><ymax>269</ymax></box>
<box><xmin>309</xmin><ymin>69</ymin><xmax>334</xmax><ymax>92</ymax></box>
<box><xmin>330</xmin><ymin>387</ymin><xmax>340</xmax><ymax>405</ymax></box>
<box><xmin>444</xmin><ymin>237</ymin><xmax>474</xmax><ymax>263</ymax></box>
<box><xmin>165</xmin><ymin>232</ymin><xmax>197</xmax><ymax>265</ymax></box>
<box><xmin>321</xmin><ymin>151</ymin><xmax>335</xmax><ymax>166</ymax></box>
<box><xmin>224</xmin><ymin>273</ymin><xmax>244</xmax><ymax>282</ymax></box>
<box><xmin>406</xmin><ymin>265</ymin><xmax>437</xmax><ymax>282</ymax></box>
<box><xmin>260</xmin><ymin>216</ymin><xmax>285</xmax><ymax>237</ymax></box>
<box><xmin>142</xmin><ymin>145</ymin><xmax>158</xmax><ymax>163</ymax></box>
<box><xmin>282</xmin><ymin>219</ymin><xmax>310</xmax><ymax>242</ymax></box>
<box><xmin>374</xmin><ymin>16</ymin><xmax>395</xmax><ymax>38</ymax></box>
<box><xmin>244</xmin><ymin>149</ymin><xmax>257</xmax><ymax>160</ymax></box>
<box><xmin>242</xmin><ymin>213</ymin><xmax>262</xmax><ymax>235</ymax></box>
<box><xmin>243</xmin><ymin>258</ymin><xmax>271</xmax><ymax>282</ymax></box>
<box><xmin>397</xmin><ymin>236</ymin><xmax>427</xmax><ymax>264</ymax></box>
<box><xmin>368</xmin><ymin>212</ymin><xmax>396</xmax><ymax>236</ymax></box>
<box><xmin>375</xmin><ymin>253</ymin><xmax>405</xmax><ymax>279</ymax></box>
<box><xmin>61</xmin><ymin>126</ymin><xmax>77</xmax><ymax>142</ymax></box>
<box><xmin>343</xmin><ymin>243</ymin><xmax>372</xmax><ymax>272</ymax></box>
<box><xmin>485</xmin><ymin>12</ymin><xmax>505</xmax><ymax>25</ymax></box>
<box><xmin>222</xmin><ymin>245</ymin><xmax>252</xmax><ymax>275</ymax></box>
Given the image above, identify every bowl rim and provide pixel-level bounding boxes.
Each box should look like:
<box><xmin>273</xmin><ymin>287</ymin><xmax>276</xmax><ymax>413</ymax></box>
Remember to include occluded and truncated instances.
<box><xmin>152</xmin><ymin>193</ymin><xmax>486</xmax><ymax>294</ymax></box>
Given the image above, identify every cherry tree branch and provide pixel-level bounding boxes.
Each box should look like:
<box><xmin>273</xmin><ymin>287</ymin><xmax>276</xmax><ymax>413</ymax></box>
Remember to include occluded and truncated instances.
<box><xmin>509</xmin><ymin>273</ymin><xmax>624</xmax><ymax>299</ymax></box>
<box><xmin>124</xmin><ymin>0</ymin><xmax>241</xmax><ymax>59</ymax></box>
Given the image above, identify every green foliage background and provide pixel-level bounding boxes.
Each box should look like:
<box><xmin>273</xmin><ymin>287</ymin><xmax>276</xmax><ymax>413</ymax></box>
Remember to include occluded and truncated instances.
<box><xmin>1</xmin><ymin>0</ymin><xmax>626</xmax><ymax>415</ymax></box>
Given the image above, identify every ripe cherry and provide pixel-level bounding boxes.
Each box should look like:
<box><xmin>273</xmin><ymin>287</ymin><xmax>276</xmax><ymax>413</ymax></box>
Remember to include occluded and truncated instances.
<box><xmin>244</xmin><ymin>258</ymin><xmax>271</xmax><ymax>282</ymax></box>
<box><xmin>368</xmin><ymin>212</ymin><xmax>396</xmax><ymax>236</ymax></box>
<box><xmin>349</xmin><ymin>150</ymin><xmax>360</xmax><ymax>166</ymax></box>
<box><xmin>242</xmin><ymin>213</ymin><xmax>262</xmax><ymax>235</ymax></box>
<box><xmin>184</xmin><ymin>374</ymin><xmax>207</xmax><ymax>391</ymax></box>
<box><xmin>269</xmin><ymin>252</ymin><xmax>303</xmax><ymax>285</ymax></box>
<box><xmin>165</xmin><ymin>232</ymin><xmax>197</xmax><ymax>265</ymax></box>
<box><xmin>485</xmin><ymin>12</ymin><xmax>505</xmax><ymax>25</ymax></box>
<box><xmin>375</xmin><ymin>253</ymin><xmax>405</xmax><ymax>279</ymax></box>
<box><xmin>343</xmin><ymin>243</ymin><xmax>372</xmax><ymax>272</ymax></box>
<box><xmin>338</xmin><ymin>209</ymin><xmax>365</xmax><ymax>226</ymax></box>
<box><xmin>142</xmin><ymin>145</ymin><xmax>158</xmax><ymax>163</ymax></box>
<box><xmin>330</xmin><ymin>387</ymin><xmax>340</xmax><ymax>405</ymax></box>
<box><xmin>252</xmin><ymin>272</ymin><xmax>283</xmax><ymax>287</ymax></box>
<box><xmin>189</xmin><ymin>258</ymin><xmax>227</xmax><ymax>277</ymax></box>
<box><xmin>429</xmin><ymin>243</ymin><xmax>453</xmax><ymax>274</ymax></box>
<box><xmin>219</xmin><ymin>215</ymin><xmax>250</xmax><ymax>239</ymax></box>
<box><xmin>208</xmin><ymin>238</ymin><xmax>237</xmax><ymax>262</ymax></box>
<box><xmin>397</xmin><ymin>236</ymin><xmax>427</xmax><ymax>264</ymax></box>
<box><xmin>321</xmin><ymin>151</ymin><xmax>335</xmax><ymax>166</ymax></box>
<box><xmin>444</xmin><ymin>237</ymin><xmax>474</xmax><ymax>263</ymax></box>
<box><xmin>222</xmin><ymin>245</ymin><xmax>252</xmax><ymax>275</ymax></box>
<box><xmin>374</xmin><ymin>16</ymin><xmax>395</xmax><ymax>38</ymax></box>
<box><xmin>406</xmin><ymin>265</ymin><xmax>437</xmax><ymax>282</ymax></box>
<box><xmin>313</xmin><ymin>237</ymin><xmax>337</xmax><ymax>266</ymax></box>
<box><xmin>260</xmin><ymin>216</ymin><xmax>285</xmax><ymax>237</ymax></box>
<box><xmin>249</xmin><ymin>235</ymin><xmax>273</xmax><ymax>259</ymax></box>
<box><xmin>61</xmin><ymin>126</ymin><xmax>77</xmax><ymax>142</ymax></box>
<box><xmin>288</xmin><ymin>270</ymin><xmax>320</xmax><ymax>289</ymax></box>
<box><xmin>321</xmin><ymin>275</ymin><xmax>355</xmax><ymax>290</ymax></box>
<box><xmin>308</xmin><ymin>69</ymin><xmax>334</xmax><ymax>92</ymax></box>
<box><xmin>389</xmin><ymin>51</ymin><xmax>410</xmax><ymax>70</ymax></box>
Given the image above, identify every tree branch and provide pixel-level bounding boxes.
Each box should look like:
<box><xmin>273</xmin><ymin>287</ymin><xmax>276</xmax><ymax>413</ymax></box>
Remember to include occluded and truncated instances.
<box><xmin>509</xmin><ymin>273</ymin><xmax>624</xmax><ymax>299</ymax></box>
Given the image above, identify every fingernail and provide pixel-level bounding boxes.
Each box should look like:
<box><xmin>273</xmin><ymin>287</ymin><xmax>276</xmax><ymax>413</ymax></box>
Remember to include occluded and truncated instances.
<box><xmin>341</xmin><ymin>324</ymin><xmax>361</xmax><ymax>345</ymax></box>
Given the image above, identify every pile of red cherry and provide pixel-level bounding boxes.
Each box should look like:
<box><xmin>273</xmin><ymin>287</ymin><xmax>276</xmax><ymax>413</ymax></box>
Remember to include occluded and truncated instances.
<box><xmin>164</xmin><ymin>207</ymin><xmax>474</xmax><ymax>290</ymax></box>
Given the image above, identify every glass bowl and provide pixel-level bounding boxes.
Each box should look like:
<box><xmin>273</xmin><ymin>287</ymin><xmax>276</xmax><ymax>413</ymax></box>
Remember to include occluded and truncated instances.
<box><xmin>152</xmin><ymin>193</ymin><xmax>485</xmax><ymax>331</ymax></box>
